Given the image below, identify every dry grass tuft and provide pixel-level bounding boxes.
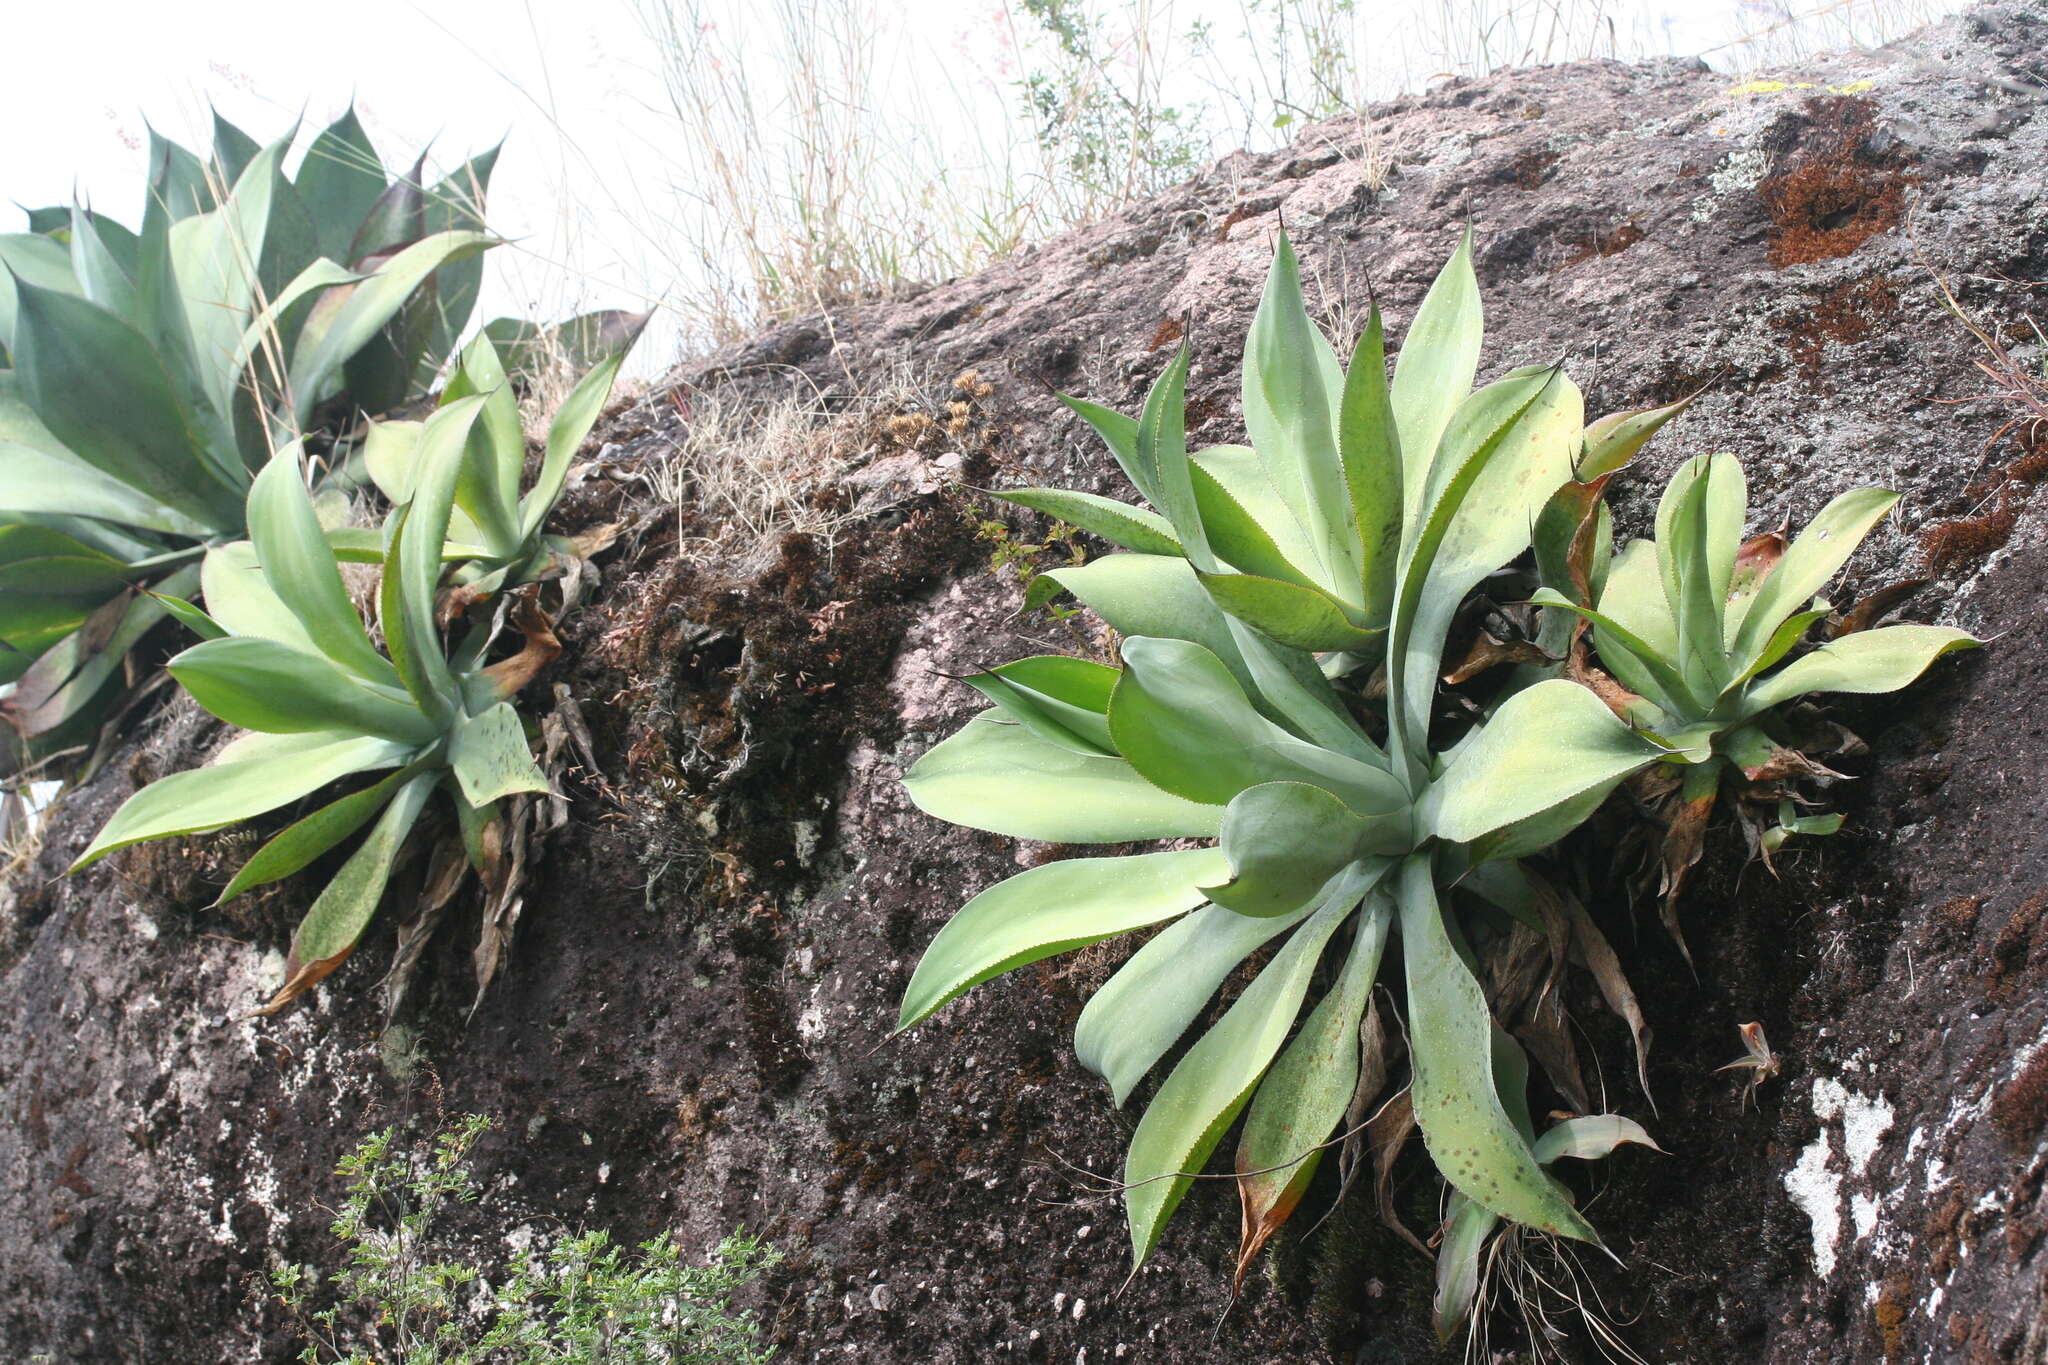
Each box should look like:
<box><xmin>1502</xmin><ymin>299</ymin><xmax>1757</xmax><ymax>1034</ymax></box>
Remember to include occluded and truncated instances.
<box><xmin>644</xmin><ymin>364</ymin><xmax>969</xmax><ymax>565</ymax></box>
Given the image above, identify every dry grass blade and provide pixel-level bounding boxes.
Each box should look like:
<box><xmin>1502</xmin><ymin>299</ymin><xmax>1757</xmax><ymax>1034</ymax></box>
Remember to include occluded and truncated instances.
<box><xmin>1558</xmin><ymin>883</ymin><xmax>1656</xmax><ymax>1112</ymax></box>
<box><xmin>383</xmin><ymin>835</ymin><xmax>473</xmax><ymax>1024</ymax></box>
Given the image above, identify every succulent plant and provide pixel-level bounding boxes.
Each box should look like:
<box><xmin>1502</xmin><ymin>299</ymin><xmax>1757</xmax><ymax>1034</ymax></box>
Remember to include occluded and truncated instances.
<box><xmin>896</xmin><ymin>232</ymin><xmax>1673</xmax><ymax>1277</ymax></box>
<box><xmin>0</xmin><ymin>109</ymin><xmax>498</xmax><ymax>777</ymax></box>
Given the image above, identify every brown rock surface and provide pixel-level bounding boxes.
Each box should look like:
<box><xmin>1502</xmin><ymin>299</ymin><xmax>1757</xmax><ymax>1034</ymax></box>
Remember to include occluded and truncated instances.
<box><xmin>5</xmin><ymin>5</ymin><xmax>2047</xmax><ymax>1360</ymax></box>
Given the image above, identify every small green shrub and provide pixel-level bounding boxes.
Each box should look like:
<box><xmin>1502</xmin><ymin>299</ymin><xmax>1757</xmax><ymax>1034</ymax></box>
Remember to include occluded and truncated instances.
<box><xmin>274</xmin><ymin>1115</ymin><xmax>778</xmax><ymax>1365</ymax></box>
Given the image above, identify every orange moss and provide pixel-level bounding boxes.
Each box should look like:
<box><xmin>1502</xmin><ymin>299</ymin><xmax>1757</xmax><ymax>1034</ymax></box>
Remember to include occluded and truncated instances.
<box><xmin>1773</xmin><ymin>276</ymin><xmax>1901</xmax><ymax>385</ymax></box>
<box><xmin>1510</xmin><ymin>147</ymin><xmax>1559</xmax><ymax>190</ymax></box>
<box><xmin>1921</xmin><ymin>494</ymin><xmax>2019</xmax><ymax>575</ymax></box>
<box><xmin>1875</xmin><ymin>1277</ymin><xmax>1910</xmax><ymax>1359</ymax></box>
<box><xmin>1561</xmin><ymin>219</ymin><xmax>1646</xmax><ymax>265</ymax></box>
<box><xmin>1991</xmin><ymin>1041</ymin><xmax>2048</xmax><ymax>1151</ymax></box>
<box><xmin>1760</xmin><ymin>96</ymin><xmax>1913</xmax><ymax>268</ymax></box>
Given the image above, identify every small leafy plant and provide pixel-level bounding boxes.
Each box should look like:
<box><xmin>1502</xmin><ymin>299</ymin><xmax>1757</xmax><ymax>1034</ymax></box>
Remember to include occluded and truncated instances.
<box><xmin>67</xmin><ymin>349</ymin><xmax>620</xmax><ymax>1010</ymax></box>
<box><xmin>274</xmin><ymin>1115</ymin><xmax>778</xmax><ymax>1365</ymax></box>
<box><xmin>0</xmin><ymin>110</ymin><xmax>499</xmax><ymax>776</ymax></box>
<box><xmin>898</xmin><ymin>233</ymin><xmax>1679</xmax><ymax>1279</ymax></box>
<box><xmin>1533</xmin><ymin>452</ymin><xmax>1978</xmax><ymax>949</ymax></box>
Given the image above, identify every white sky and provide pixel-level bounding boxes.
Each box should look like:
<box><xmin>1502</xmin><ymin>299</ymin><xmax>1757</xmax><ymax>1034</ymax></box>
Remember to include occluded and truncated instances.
<box><xmin>4</xmin><ymin>0</ymin><xmax>1966</xmax><ymax>375</ymax></box>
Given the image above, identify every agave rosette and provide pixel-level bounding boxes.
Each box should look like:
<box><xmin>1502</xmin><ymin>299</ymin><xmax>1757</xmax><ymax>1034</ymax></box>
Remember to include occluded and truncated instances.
<box><xmin>69</xmin><ymin>398</ymin><xmax>561</xmax><ymax>1013</ymax></box>
<box><xmin>1532</xmin><ymin>453</ymin><xmax>1979</xmax><ymax>946</ymax></box>
<box><xmin>0</xmin><ymin>110</ymin><xmax>500</xmax><ymax>773</ymax></box>
<box><xmin>896</xmin><ymin>232</ymin><xmax>1675</xmax><ymax>1274</ymax></box>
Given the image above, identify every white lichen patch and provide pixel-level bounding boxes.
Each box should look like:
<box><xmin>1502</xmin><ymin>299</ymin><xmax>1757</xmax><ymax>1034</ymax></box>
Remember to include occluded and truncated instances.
<box><xmin>1786</xmin><ymin>1076</ymin><xmax>1897</xmax><ymax>1277</ymax></box>
<box><xmin>1812</xmin><ymin>1077</ymin><xmax>1895</xmax><ymax>1174</ymax></box>
<box><xmin>1785</xmin><ymin>1131</ymin><xmax>1843</xmax><ymax>1277</ymax></box>
<box><xmin>1690</xmin><ymin>147</ymin><xmax>1770</xmax><ymax>222</ymax></box>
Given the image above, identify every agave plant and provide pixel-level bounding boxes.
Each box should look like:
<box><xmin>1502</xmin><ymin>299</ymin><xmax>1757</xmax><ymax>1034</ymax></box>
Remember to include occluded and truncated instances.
<box><xmin>0</xmin><ymin>110</ymin><xmax>500</xmax><ymax>776</ymax></box>
<box><xmin>897</xmin><ymin>233</ymin><xmax>1677</xmax><ymax>1277</ymax></box>
<box><xmin>1531</xmin><ymin>453</ymin><xmax>1979</xmax><ymax>951</ymax></box>
<box><xmin>358</xmin><ymin>324</ymin><xmax>646</xmax><ymax>593</ymax></box>
<box><xmin>69</xmin><ymin>399</ymin><xmax>557</xmax><ymax>1014</ymax></box>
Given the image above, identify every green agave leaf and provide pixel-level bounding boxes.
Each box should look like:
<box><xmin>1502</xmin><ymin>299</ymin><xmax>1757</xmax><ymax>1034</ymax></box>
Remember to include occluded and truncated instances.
<box><xmin>1075</xmin><ymin>901</ymin><xmax>1315</xmax><ymax>1107</ymax></box>
<box><xmin>1056</xmin><ymin>392</ymin><xmax>1156</xmax><ymax>506</ymax></box>
<box><xmin>9</xmin><ymin>276</ymin><xmax>243</xmax><ymax>527</ymax></box>
<box><xmin>1235</xmin><ymin>895</ymin><xmax>1392</xmax><ymax>1273</ymax></box>
<box><xmin>1108</xmin><ymin>635</ymin><xmax>1406</xmax><ymax>813</ymax></box>
<box><xmin>1592</xmin><ymin>538</ymin><xmax>1689</xmax><ymax>710</ymax></box>
<box><xmin>201</xmin><ymin>542</ymin><xmax>322</xmax><ymax>654</ymax></box>
<box><xmin>996</xmin><ymin>487</ymin><xmax>1182</xmax><ymax>557</ymax></box>
<box><xmin>346</xmin><ymin>151</ymin><xmax>426</xmax><ymax>265</ymax></box>
<box><xmin>1579</xmin><ymin>396</ymin><xmax>1692</xmax><ymax>482</ymax></box>
<box><xmin>1203</xmin><ymin>782</ymin><xmax>1404</xmax><ymax>916</ymax></box>
<box><xmin>1526</xmin><ymin>588</ymin><xmax>1693</xmax><ymax>717</ymax></box>
<box><xmin>896</xmin><ymin>847</ymin><xmax>1230</xmax><ymax>1031</ymax></box>
<box><xmin>0</xmin><ymin>555</ymin><xmax>134</xmax><ymax>677</ymax></box>
<box><xmin>1721</xmin><ymin>605</ymin><xmax>1831</xmax><ymax>695</ymax></box>
<box><xmin>151</xmin><ymin>592</ymin><xmax>227</xmax><ymax>641</ymax></box>
<box><xmin>230</xmin><ymin>257</ymin><xmax>360</xmax><ymax>387</ymax></box>
<box><xmin>903</xmin><ymin>713</ymin><xmax>1222</xmax><ymax>843</ymax></box>
<box><xmin>1188</xmin><ymin>456</ymin><xmax>1323</xmax><ymax>590</ymax></box>
<box><xmin>442</xmin><ymin>332</ymin><xmax>525</xmax><ymax>554</ymax></box>
<box><xmin>1423</xmin><ymin>679</ymin><xmax>1661</xmax><ymax>851</ymax></box>
<box><xmin>1241</xmin><ymin>231</ymin><xmax>1357</xmax><ymax>597</ymax></box>
<box><xmin>209</xmin><ymin>110</ymin><xmax>262</xmax><ymax>187</ymax></box>
<box><xmin>1433</xmin><ymin>1191</ymin><xmax>1495</xmax><ymax>1342</ymax></box>
<box><xmin>1196</xmin><ymin>570</ymin><xmax>1381</xmax><ymax>652</ymax></box>
<box><xmin>0</xmin><ymin>232</ymin><xmax>82</xmax><ymax>352</ymax></box>
<box><xmin>1050</xmin><ymin>554</ymin><xmax>1369</xmax><ymax>761</ymax></box>
<box><xmin>1138</xmin><ymin>343</ymin><xmax>1210</xmax><ymax>569</ymax></box>
<box><xmin>66</xmin><ymin>205</ymin><xmax>138</xmax><ymax>322</ymax></box>
<box><xmin>415</xmin><ymin>143</ymin><xmax>502</xmax><ymax>376</ymax></box>
<box><xmin>1728</xmin><ymin>486</ymin><xmax>1898</xmax><ymax>666</ymax></box>
<box><xmin>1048</xmin><ymin>553</ymin><xmax>1261</xmax><ymax>697</ymax></box>
<box><xmin>1655</xmin><ymin>453</ymin><xmax>1743</xmax><ymax>703</ymax></box>
<box><xmin>448</xmin><ymin>701</ymin><xmax>550</xmax><ymax>807</ymax></box>
<box><xmin>288</xmin><ymin>229</ymin><xmax>496</xmax><ymax>426</ymax></box>
<box><xmin>0</xmin><ymin>564</ymin><xmax>192</xmax><ymax>767</ymax></box>
<box><xmin>217</xmin><ymin>765</ymin><xmax>414</xmax><ymax>902</ymax></box>
<box><xmin>960</xmin><ymin>655</ymin><xmax>1118</xmax><ymax>756</ymax></box>
<box><xmin>247</xmin><ymin>445</ymin><xmax>401</xmax><ymax>686</ymax></box>
<box><xmin>1741</xmin><ymin>624</ymin><xmax>1978</xmax><ymax>714</ymax></box>
<box><xmin>294</xmin><ymin>106</ymin><xmax>387</xmax><ymax>264</ymax></box>
<box><xmin>142</xmin><ymin>125</ymin><xmax>214</xmax><ymax>231</ymax></box>
<box><xmin>379</xmin><ymin>395</ymin><xmax>488</xmax><ymax>720</ymax></box>
<box><xmin>285</xmin><ymin>771</ymin><xmax>435</xmax><ymax>968</ymax></box>
<box><xmin>167</xmin><ymin>138</ymin><xmax>290</xmax><ymax>436</ymax></box>
<box><xmin>362</xmin><ymin>417</ymin><xmax>423</xmax><ymax>504</ymax></box>
<box><xmin>1339</xmin><ymin>308</ymin><xmax>1403</xmax><ymax>626</ymax></box>
<box><xmin>1397</xmin><ymin>855</ymin><xmax>1594</xmax><ymax>1239</ymax></box>
<box><xmin>71</xmin><ymin>731</ymin><xmax>411</xmax><ymax>869</ymax></box>
<box><xmin>0</xmin><ymin>438</ymin><xmax>216</xmax><ymax>539</ymax></box>
<box><xmin>168</xmin><ymin>636</ymin><xmax>434</xmax><ymax>744</ymax></box>
<box><xmin>522</xmin><ymin>343</ymin><xmax>635</xmax><ymax>543</ymax></box>
<box><xmin>1390</xmin><ymin>229</ymin><xmax>1482</xmax><ymax>518</ymax></box>
<box><xmin>1388</xmin><ymin>366</ymin><xmax>1581</xmax><ymax>771</ymax></box>
<box><xmin>1125</xmin><ymin>873</ymin><xmax>1364</xmax><ymax>1267</ymax></box>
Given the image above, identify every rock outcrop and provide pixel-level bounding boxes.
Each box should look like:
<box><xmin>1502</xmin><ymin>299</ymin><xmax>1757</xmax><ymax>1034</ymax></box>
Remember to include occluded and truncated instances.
<box><xmin>5</xmin><ymin>5</ymin><xmax>2047</xmax><ymax>1361</ymax></box>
